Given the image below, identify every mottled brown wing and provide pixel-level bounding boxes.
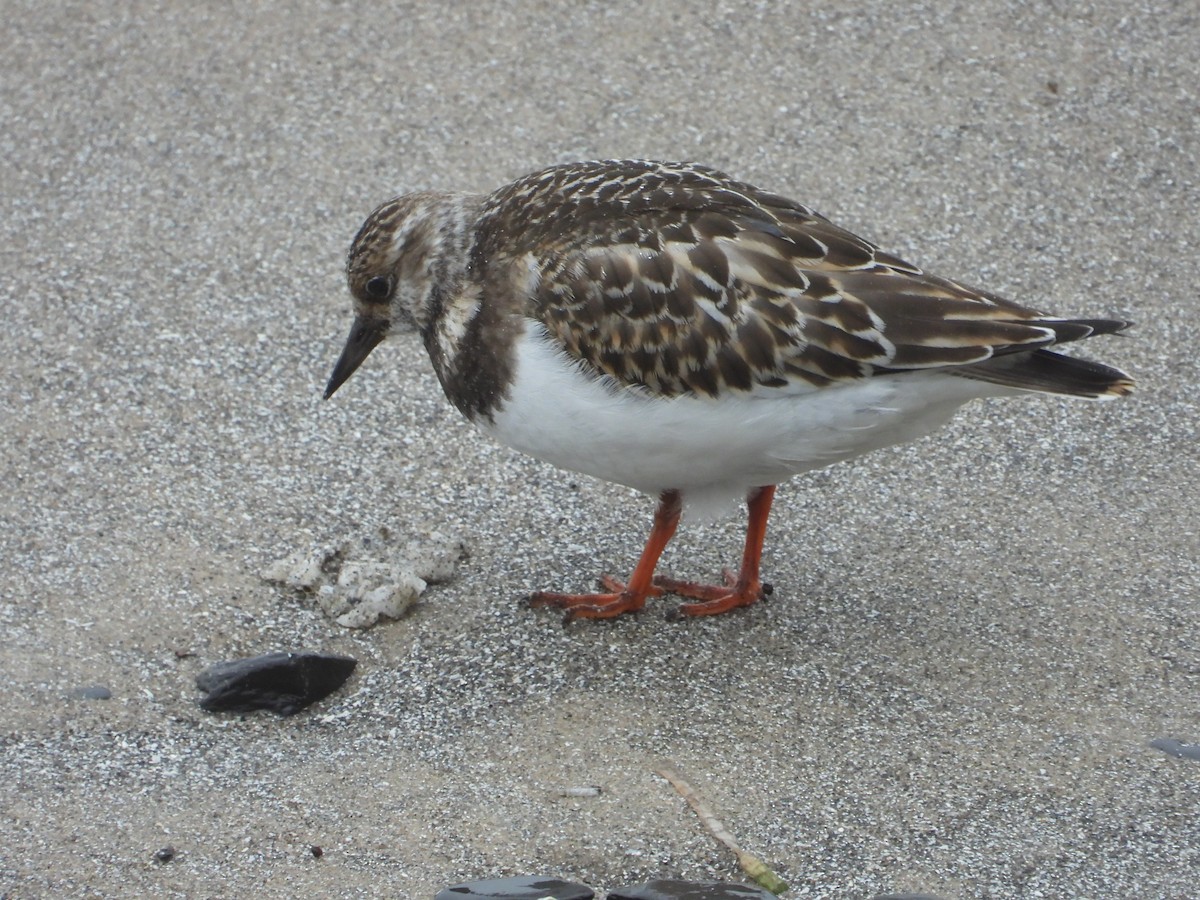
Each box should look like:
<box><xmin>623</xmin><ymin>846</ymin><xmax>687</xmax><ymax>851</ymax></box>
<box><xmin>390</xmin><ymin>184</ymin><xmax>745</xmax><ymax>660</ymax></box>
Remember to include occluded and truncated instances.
<box><xmin>475</xmin><ymin>160</ymin><xmax>1097</xmax><ymax>397</ymax></box>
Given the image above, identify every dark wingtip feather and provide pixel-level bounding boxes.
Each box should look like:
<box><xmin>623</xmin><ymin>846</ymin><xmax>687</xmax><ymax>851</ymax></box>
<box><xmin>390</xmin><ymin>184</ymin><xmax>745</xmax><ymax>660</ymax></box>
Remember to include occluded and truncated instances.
<box><xmin>960</xmin><ymin>348</ymin><xmax>1135</xmax><ymax>400</ymax></box>
<box><xmin>1043</xmin><ymin>317</ymin><xmax>1133</xmax><ymax>343</ymax></box>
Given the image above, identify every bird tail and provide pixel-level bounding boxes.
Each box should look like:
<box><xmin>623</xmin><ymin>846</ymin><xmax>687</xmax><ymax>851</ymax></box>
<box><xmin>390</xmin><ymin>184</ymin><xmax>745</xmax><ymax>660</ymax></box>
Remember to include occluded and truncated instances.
<box><xmin>955</xmin><ymin>319</ymin><xmax>1134</xmax><ymax>400</ymax></box>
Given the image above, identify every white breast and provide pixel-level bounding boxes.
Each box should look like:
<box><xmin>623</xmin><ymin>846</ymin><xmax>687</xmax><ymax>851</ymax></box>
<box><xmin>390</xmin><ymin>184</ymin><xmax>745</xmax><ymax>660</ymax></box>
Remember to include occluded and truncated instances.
<box><xmin>481</xmin><ymin>321</ymin><xmax>1011</xmax><ymax>511</ymax></box>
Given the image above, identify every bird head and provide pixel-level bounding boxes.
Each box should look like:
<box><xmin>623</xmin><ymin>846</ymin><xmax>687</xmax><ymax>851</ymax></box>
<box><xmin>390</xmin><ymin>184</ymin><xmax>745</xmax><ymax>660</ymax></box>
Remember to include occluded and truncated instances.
<box><xmin>325</xmin><ymin>191</ymin><xmax>478</xmax><ymax>399</ymax></box>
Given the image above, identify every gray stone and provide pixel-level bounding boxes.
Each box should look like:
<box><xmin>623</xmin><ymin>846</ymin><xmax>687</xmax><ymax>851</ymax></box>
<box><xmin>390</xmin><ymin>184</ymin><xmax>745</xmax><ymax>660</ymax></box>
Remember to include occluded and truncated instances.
<box><xmin>434</xmin><ymin>875</ymin><xmax>593</xmax><ymax>900</ymax></box>
<box><xmin>607</xmin><ymin>881</ymin><xmax>777</xmax><ymax>900</ymax></box>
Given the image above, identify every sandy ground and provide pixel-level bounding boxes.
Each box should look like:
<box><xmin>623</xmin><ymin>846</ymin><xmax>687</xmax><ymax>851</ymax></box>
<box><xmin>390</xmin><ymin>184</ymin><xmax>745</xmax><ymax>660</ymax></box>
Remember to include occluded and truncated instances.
<box><xmin>2</xmin><ymin>2</ymin><xmax>1197</xmax><ymax>897</ymax></box>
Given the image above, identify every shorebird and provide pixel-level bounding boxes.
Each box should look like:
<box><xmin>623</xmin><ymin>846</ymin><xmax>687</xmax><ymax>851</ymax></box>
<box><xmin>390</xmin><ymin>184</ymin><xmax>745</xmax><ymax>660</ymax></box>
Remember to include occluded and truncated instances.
<box><xmin>326</xmin><ymin>160</ymin><xmax>1133</xmax><ymax>620</ymax></box>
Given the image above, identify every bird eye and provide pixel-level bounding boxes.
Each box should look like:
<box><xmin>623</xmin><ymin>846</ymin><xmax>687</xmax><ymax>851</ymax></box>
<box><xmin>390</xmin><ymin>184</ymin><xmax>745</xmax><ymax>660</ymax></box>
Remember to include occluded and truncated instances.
<box><xmin>365</xmin><ymin>276</ymin><xmax>390</xmax><ymax>299</ymax></box>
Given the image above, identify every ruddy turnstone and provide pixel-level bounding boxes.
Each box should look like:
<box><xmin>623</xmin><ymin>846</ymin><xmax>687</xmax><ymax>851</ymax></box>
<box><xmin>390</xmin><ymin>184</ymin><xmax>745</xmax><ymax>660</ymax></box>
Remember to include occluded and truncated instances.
<box><xmin>325</xmin><ymin>159</ymin><xmax>1133</xmax><ymax>621</ymax></box>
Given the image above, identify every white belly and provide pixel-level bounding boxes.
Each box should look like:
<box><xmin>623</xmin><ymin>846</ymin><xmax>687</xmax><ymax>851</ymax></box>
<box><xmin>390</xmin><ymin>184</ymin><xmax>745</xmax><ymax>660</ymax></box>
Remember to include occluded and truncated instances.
<box><xmin>482</xmin><ymin>323</ymin><xmax>1010</xmax><ymax>509</ymax></box>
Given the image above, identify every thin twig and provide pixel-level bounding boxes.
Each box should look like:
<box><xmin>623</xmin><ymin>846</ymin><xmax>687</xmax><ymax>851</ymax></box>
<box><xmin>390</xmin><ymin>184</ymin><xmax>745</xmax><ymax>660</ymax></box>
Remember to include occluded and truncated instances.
<box><xmin>656</xmin><ymin>764</ymin><xmax>789</xmax><ymax>895</ymax></box>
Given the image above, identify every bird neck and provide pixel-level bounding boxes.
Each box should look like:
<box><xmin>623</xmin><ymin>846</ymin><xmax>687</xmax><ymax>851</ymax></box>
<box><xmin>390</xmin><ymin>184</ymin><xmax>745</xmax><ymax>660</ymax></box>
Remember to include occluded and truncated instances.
<box><xmin>416</xmin><ymin>192</ymin><xmax>483</xmax><ymax>329</ymax></box>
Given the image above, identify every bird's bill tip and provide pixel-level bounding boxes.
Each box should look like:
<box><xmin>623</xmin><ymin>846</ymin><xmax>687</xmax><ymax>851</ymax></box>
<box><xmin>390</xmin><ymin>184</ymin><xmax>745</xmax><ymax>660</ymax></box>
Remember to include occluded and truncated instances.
<box><xmin>324</xmin><ymin>315</ymin><xmax>388</xmax><ymax>399</ymax></box>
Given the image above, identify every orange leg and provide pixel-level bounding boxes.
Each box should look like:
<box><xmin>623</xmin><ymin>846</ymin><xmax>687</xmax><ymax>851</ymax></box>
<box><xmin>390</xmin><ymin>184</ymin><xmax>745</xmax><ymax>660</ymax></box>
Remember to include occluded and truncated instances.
<box><xmin>529</xmin><ymin>490</ymin><xmax>682</xmax><ymax>621</ymax></box>
<box><xmin>653</xmin><ymin>485</ymin><xmax>776</xmax><ymax>616</ymax></box>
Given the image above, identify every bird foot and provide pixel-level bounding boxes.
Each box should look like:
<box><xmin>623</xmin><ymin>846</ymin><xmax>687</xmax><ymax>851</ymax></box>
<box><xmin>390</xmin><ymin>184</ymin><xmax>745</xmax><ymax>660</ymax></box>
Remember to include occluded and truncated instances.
<box><xmin>654</xmin><ymin>569</ymin><xmax>773</xmax><ymax>617</ymax></box>
<box><xmin>528</xmin><ymin>574</ymin><xmax>660</xmax><ymax>621</ymax></box>
<box><xmin>597</xmin><ymin>574</ymin><xmax>666</xmax><ymax>597</ymax></box>
<box><xmin>527</xmin><ymin>570</ymin><xmax>771</xmax><ymax>621</ymax></box>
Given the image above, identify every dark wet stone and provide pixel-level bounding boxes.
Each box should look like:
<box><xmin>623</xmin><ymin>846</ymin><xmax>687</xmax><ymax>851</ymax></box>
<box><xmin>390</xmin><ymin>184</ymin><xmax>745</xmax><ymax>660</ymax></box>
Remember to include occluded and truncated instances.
<box><xmin>1150</xmin><ymin>738</ymin><xmax>1200</xmax><ymax>761</ymax></box>
<box><xmin>607</xmin><ymin>881</ymin><xmax>776</xmax><ymax>900</ymax></box>
<box><xmin>433</xmin><ymin>875</ymin><xmax>594</xmax><ymax>899</ymax></box>
<box><xmin>195</xmin><ymin>652</ymin><xmax>356</xmax><ymax>716</ymax></box>
<box><xmin>154</xmin><ymin>846</ymin><xmax>176</xmax><ymax>863</ymax></box>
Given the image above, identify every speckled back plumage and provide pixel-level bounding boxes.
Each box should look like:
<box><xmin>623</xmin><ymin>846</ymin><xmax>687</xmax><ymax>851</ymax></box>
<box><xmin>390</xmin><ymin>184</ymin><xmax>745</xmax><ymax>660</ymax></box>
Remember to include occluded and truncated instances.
<box><xmin>465</xmin><ymin>159</ymin><xmax>1131</xmax><ymax>400</ymax></box>
<box><xmin>334</xmin><ymin>159</ymin><xmax>1132</xmax><ymax>427</ymax></box>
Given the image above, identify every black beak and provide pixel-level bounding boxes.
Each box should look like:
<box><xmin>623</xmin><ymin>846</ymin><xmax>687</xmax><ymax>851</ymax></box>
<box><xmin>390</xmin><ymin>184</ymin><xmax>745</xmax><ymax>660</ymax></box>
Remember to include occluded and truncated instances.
<box><xmin>324</xmin><ymin>315</ymin><xmax>388</xmax><ymax>399</ymax></box>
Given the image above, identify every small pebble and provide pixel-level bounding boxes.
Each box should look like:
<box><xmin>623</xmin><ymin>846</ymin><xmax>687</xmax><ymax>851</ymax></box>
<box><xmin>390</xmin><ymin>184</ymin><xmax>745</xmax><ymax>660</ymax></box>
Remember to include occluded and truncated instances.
<box><xmin>311</xmin><ymin>845</ymin><xmax>324</xmax><ymax>858</ymax></box>
<box><xmin>154</xmin><ymin>846</ymin><xmax>176</xmax><ymax>864</ymax></box>
<box><xmin>69</xmin><ymin>686</ymin><xmax>112</xmax><ymax>701</ymax></box>
<box><xmin>433</xmin><ymin>875</ymin><xmax>594</xmax><ymax>899</ymax></box>
<box><xmin>195</xmin><ymin>652</ymin><xmax>357</xmax><ymax>716</ymax></box>
<box><xmin>557</xmin><ymin>786</ymin><xmax>602</xmax><ymax>798</ymax></box>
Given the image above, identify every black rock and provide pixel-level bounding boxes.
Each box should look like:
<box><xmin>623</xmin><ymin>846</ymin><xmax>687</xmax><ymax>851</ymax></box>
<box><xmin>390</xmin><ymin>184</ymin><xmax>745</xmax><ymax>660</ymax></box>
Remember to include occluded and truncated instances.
<box><xmin>195</xmin><ymin>652</ymin><xmax>357</xmax><ymax>716</ymax></box>
<box><xmin>433</xmin><ymin>875</ymin><xmax>594</xmax><ymax>899</ymax></box>
<box><xmin>607</xmin><ymin>881</ymin><xmax>777</xmax><ymax>900</ymax></box>
<box><xmin>154</xmin><ymin>846</ymin><xmax>176</xmax><ymax>863</ymax></box>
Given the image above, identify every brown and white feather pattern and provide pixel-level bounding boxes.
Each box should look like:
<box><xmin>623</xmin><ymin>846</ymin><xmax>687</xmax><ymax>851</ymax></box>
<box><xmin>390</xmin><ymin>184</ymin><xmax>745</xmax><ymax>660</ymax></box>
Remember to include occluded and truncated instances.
<box><xmin>467</xmin><ymin>159</ymin><xmax>1130</xmax><ymax>400</ymax></box>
